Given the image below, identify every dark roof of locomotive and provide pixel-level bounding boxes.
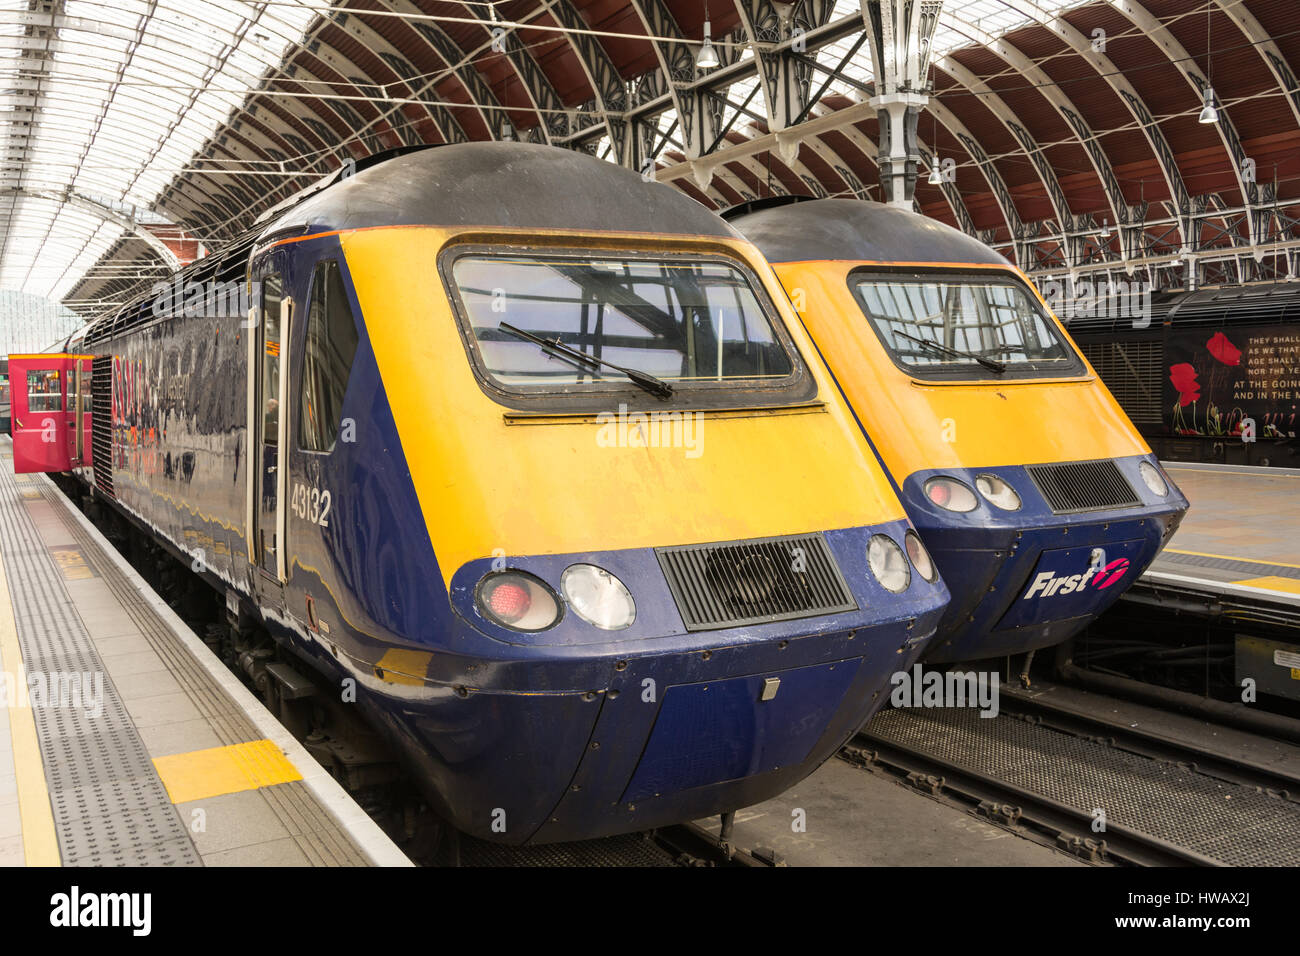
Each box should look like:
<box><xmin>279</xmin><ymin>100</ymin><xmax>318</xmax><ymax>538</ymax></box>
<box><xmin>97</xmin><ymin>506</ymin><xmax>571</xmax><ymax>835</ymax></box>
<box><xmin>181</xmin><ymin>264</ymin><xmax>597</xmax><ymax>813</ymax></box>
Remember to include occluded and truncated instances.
<box><xmin>725</xmin><ymin>197</ymin><xmax>1009</xmax><ymax>267</ymax></box>
<box><xmin>262</xmin><ymin>141</ymin><xmax>737</xmax><ymax>241</ymax></box>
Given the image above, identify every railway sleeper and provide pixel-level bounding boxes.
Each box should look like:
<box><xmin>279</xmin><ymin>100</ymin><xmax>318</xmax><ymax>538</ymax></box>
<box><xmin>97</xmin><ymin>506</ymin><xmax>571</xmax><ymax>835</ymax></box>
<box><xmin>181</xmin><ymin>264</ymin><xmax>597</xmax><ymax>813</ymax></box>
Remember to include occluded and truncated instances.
<box><xmin>977</xmin><ymin>800</ymin><xmax>1023</xmax><ymax>826</ymax></box>
<box><xmin>1055</xmin><ymin>834</ymin><xmax>1109</xmax><ymax>863</ymax></box>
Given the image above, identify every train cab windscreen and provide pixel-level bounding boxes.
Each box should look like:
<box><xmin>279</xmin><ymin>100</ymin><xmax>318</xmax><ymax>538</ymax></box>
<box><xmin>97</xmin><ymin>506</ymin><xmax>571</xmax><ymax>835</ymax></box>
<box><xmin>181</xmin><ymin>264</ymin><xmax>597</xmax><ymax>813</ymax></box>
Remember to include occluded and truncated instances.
<box><xmin>448</xmin><ymin>253</ymin><xmax>807</xmax><ymax>403</ymax></box>
<box><xmin>849</xmin><ymin>271</ymin><xmax>1085</xmax><ymax>381</ymax></box>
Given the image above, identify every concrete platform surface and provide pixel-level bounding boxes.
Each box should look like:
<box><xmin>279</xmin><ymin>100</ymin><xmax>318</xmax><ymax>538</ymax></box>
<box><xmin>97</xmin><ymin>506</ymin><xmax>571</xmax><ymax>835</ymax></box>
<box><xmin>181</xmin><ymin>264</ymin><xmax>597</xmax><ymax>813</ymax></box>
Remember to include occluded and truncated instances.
<box><xmin>1148</xmin><ymin>463</ymin><xmax>1300</xmax><ymax>605</ymax></box>
<box><xmin>0</xmin><ymin>444</ymin><xmax>409</xmax><ymax>867</ymax></box>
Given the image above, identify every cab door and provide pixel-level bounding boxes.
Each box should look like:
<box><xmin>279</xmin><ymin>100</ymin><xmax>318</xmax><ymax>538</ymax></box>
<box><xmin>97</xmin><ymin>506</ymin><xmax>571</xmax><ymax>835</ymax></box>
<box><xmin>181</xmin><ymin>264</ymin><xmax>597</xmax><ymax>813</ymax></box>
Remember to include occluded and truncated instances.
<box><xmin>10</xmin><ymin>354</ymin><xmax>75</xmax><ymax>473</ymax></box>
<box><xmin>246</xmin><ymin>260</ymin><xmax>293</xmax><ymax>584</ymax></box>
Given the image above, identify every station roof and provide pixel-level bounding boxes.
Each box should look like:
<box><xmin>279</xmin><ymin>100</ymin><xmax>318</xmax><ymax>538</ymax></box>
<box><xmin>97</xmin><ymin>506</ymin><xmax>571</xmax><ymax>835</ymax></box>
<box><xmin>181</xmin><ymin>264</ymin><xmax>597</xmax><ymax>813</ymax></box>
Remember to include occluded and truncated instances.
<box><xmin>0</xmin><ymin>0</ymin><xmax>316</xmax><ymax>303</ymax></box>
<box><xmin>1</xmin><ymin>1</ymin><xmax>1296</xmax><ymax>320</ymax></box>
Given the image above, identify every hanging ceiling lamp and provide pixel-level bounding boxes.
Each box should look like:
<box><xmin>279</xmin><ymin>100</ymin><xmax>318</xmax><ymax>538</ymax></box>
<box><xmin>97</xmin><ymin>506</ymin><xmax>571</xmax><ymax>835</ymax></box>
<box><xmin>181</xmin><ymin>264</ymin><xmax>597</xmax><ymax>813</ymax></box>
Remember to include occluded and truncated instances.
<box><xmin>926</xmin><ymin>97</ymin><xmax>941</xmax><ymax>185</ymax></box>
<box><xmin>696</xmin><ymin>4</ymin><xmax>720</xmax><ymax>70</ymax></box>
<box><xmin>1198</xmin><ymin>86</ymin><xmax>1218</xmax><ymax>125</ymax></box>
<box><xmin>1199</xmin><ymin>6</ymin><xmax>1218</xmax><ymax>124</ymax></box>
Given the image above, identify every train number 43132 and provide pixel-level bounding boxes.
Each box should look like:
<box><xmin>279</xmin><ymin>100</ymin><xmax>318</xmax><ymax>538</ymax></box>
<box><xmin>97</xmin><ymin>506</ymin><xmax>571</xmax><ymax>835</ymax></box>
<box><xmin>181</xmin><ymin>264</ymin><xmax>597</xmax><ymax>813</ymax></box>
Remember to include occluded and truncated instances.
<box><xmin>290</xmin><ymin>482</ymin><xmax>332</xmax><ymax>527</ymax></box>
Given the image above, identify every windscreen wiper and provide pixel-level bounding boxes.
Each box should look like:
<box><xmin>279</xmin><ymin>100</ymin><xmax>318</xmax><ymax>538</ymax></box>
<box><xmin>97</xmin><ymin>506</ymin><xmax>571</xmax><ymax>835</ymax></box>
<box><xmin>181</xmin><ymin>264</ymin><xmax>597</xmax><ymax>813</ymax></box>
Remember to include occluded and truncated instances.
<box><xmin>498</xmin><ymin>322</ymin><xmax>675</xmax><ymax>399</ymax></box>
<box><xmin>894</xmin><ymin>329</ymin><xmax>1006</xmax><ymax>373</ymax></box>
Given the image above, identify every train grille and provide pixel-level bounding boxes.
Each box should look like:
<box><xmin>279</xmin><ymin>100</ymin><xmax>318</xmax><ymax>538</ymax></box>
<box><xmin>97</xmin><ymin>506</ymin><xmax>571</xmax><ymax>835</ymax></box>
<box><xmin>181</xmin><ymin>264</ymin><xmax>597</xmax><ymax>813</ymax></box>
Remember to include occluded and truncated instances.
<box><xmin>1025</xmin><ymin>459</ymin><xmax>1140</xmax><ymax>514</ymax></box>
<box><xmin>91</xmin><ymin>355</ymin><xmax>115</xmax><ymax>499</ymax></box>
<box><xmin>656</xmin><ymin>533</ymin><xmax>856</xmax><ymax>631</ymax></box>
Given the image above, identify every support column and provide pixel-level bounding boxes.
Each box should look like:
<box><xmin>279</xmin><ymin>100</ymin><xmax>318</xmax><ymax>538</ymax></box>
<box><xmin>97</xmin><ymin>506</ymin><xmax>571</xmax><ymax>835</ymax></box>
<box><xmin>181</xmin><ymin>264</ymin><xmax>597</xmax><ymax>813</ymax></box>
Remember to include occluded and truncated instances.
<box><xmin>873</xmin><ymin>92</ymin><xmax>927</xmax><ymax>207</ymax></box>
<box><xmin>736</xmin><ymin>0</ymin><xmax>811</xmax><ymax>142</ymax></box>
<box><xmin>861</xmin><ymin>0</ymin><xmax>941</xmax><ymax>208</ymax></box>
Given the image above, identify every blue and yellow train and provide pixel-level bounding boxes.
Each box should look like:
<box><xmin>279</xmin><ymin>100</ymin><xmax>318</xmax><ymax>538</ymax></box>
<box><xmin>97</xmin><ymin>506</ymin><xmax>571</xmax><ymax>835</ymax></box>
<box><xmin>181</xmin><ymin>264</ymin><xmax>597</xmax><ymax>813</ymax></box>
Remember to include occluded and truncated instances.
<box><xmin>21</xmin><ymin>145</ymin><xmax>950</xmax><ymax>845</ymax></box>
<box><xmin>726</xmin><ymin>197</ymin><xmax>1188</xmax><ymax>664</ymax></box>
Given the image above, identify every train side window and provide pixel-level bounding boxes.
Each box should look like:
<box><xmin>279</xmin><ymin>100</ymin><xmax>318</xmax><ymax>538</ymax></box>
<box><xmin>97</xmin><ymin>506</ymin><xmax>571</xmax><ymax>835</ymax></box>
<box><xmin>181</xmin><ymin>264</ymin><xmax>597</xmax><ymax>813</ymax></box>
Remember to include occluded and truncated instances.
<box><xmin>27</xmin><ymin>369</ymin><xmax>63</xmax><ymax>412</ymax></box>
<box><xmin>299</xmin><ymin>260</ymin><xmax>359</xmax><ymax>452</ymax></box>
<box><xmin>262</xmin><ymin>276</ymin><xmax>282</xmax><ymax>445</ymax></box>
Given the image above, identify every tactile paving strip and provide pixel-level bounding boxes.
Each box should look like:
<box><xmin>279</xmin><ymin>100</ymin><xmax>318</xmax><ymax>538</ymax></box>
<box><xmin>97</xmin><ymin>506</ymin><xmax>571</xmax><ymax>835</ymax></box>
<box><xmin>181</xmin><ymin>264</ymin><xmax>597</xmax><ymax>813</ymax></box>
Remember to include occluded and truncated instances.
<box><xmin>39</xmin><ymin>483</ymin><xmax>369</xmax><ymax>866</ymax></box>
<box><xmin>867</xmin><ymin>707</ymin><xmax>1300</xmax><ymax>866</ymax></box>
<box><xmin>1159</xmin><ymin>550</ymin><xmax>1300</xmax><ymax>580</ymax></box>
<box><xmin>0</xmin><ymin>466</ymin><xmax>200</xmax><ymax>865</ymax></box>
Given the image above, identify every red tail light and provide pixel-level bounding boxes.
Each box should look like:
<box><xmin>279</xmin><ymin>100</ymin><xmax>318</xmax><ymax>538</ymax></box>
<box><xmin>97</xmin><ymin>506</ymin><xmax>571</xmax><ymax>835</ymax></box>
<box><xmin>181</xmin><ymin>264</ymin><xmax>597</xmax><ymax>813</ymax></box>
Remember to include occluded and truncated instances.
<box><xmin>474</xmin><ymin>571</ymin><xmax>561</xmax><ymax>631</ymax></box>
<box><xmin>923</xmin><ymin>477</ymin><xmax>978</xmax><ymax>512</ymax></box>
<box><xmin>484</xmin><ymin>580</ymin><xmax>531</xmax><ymax>623</ymax></box>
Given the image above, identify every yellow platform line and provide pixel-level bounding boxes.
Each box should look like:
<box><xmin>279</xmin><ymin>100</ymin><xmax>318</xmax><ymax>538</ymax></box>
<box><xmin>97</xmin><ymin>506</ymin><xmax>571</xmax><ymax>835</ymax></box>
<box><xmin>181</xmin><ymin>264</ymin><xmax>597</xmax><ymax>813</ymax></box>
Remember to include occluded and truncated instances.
<box><xmin>1165</xmin><ymin>548</ymin><xmax>1300</xmax><ymax>571</ymax></box>
<box><xmin>152</xmin><ymin>739</ymin><xmax>303</xmax><ymax>804</ymax></box>
<box><xmin>0</xmin><ymin>550</ymin><xmax>60</xmax><ymax>866</ymax></box>
<box><xmin>1233</xmin><ymin>576</ymin><xmax>1300</xmax><ymax>595</ymax></box>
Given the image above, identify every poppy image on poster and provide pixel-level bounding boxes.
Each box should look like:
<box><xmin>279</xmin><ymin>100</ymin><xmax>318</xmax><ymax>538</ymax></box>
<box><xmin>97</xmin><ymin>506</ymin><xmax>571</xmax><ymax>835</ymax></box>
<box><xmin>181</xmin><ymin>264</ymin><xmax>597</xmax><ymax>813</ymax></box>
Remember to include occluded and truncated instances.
<box><xmin>1163</xmin><ymin>325</ymin><xmax>1300</xmax><ymax>438</ymax></box>
<box><xmin>1205</xmin><ymin>331</ymin><xmax>1242</xmax><ymax>366</ymax></box>
<box><xmin>1169</xmin><ymin>363</ymin><xmax>1200</xmax><ymax>407</ymax></box>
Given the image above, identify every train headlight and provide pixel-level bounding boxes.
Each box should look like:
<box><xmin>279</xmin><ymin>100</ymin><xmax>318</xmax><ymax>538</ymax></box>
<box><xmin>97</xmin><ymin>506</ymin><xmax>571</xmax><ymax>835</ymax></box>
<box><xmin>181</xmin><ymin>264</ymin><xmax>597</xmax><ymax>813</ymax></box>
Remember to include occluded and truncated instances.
<box><xmin>923</xmin><ymin>477</ymin><xmax>978</xmax><ymax>513</ymax></box>
<box><xmin>475</xmin><ymin>571</ymin><xmax>561</xmax><ymax>631</ymax></box>
<box><xmin>1139</xmin><ymin>461</ymin><xmax>1168</xmax><ymax>496</ymax></box>
<box><xmin>975</xmin><ymin>474</ymin><xmax>1022</xmax><ymax>511</ymax></box>
<box><xmin>904</xmin><ymin>531</ymin><xmax>939</xmax><ymax>583</ymax></box>
<box><xmin>561</xmin><ymin>564</ymin><xmax>636</xmax><ymax>630</ymax></box>
<box><xmin>868</xmin><ymin>534</ymin><xmax>911</xmax><ymax>593</ymax></box>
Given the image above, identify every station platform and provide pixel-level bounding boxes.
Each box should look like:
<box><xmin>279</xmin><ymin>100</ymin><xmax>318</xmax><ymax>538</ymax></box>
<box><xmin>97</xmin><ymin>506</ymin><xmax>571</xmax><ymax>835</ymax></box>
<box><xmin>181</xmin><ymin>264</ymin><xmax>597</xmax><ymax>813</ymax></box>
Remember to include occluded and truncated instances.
<box><xmin>1142</xmin><ymin>461</ymin><xmax>1300</xmax><ymax>612</ymax></box>
<box><xmin>0</xmin><ymin>440</ymin><xmax>410</xmax><ymax>866</ymax></box>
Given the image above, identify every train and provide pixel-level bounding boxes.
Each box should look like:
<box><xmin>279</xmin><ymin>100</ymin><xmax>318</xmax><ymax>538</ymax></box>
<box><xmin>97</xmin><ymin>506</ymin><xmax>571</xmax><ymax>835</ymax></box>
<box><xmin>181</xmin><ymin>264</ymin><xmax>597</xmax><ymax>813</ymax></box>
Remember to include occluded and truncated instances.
<box><xmin>10</xmin><ymin>143</ymin><xmax>950</xmax><ymax>846</ymax></box>
<box><xmin>724</xmin><ymin>197</ymin><xmax>1189</xmax><ymax>665</ymax></box>
<box><xmin>1067</xmin><ymin>281</ymin><xmax>1300</xmax><ymax>468</ymax></box>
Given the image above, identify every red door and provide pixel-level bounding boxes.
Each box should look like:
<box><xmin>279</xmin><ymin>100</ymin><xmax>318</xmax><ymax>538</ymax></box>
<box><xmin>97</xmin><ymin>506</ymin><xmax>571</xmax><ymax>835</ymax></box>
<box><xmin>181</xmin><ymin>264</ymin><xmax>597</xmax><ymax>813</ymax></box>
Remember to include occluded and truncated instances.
<box><xmin>9</xmin><ymin>354</ymin><xmax>88</xmax><ymax>474</ymax></box>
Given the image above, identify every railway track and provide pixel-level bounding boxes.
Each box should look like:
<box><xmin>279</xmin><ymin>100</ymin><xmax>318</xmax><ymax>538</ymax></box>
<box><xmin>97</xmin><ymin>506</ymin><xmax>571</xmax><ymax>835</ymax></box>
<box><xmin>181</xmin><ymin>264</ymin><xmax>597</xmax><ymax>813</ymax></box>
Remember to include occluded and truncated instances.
<box><xmin>841</xmin><ymin>734</ymin><xmax>1211</xmax><ymax>866</ymax></box>
<box><xmin>843</xmin><ymin>682</ymin><xmax>1300</xmax><ymax>867</ymax></box>
<box><xmin>996</xmin><ymin>686</ymin><xmax>1300</xmax><ymax>796</ymax></box>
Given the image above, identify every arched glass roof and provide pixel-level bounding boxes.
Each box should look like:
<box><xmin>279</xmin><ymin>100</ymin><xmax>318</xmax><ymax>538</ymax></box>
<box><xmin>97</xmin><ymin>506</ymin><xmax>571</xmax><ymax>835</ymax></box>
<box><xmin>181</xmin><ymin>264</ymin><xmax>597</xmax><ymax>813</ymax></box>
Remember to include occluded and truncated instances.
<box><xmin>0</xmin><ymin>0</ymin><xmax>316</xmax><ymax>299</ymax></box>
<box><xmin>5</xmin><ymin>1</ymin><xmax>1299</xmax><ymax>316</ymax></box>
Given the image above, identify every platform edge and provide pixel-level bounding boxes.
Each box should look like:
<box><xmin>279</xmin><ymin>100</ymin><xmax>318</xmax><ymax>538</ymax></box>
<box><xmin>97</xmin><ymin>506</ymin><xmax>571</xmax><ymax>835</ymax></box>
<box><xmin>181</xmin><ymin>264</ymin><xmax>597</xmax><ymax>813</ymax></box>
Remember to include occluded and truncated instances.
<box><xmin>39</xmin><ymin>473</ymin><xmax>414</xmax><ymax>868</ymax></box>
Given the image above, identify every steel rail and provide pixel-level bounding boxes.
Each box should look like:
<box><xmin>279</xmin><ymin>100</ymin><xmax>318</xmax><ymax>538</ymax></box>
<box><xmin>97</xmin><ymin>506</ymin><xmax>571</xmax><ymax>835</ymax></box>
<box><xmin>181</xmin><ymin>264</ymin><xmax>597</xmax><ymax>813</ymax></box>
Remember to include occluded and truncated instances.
<box><xmin>997</xmin><ymin>683</ymin><xmax>1300</xmax><ymax>793</ymax></box>
<box><xmin>844</xmin><ymin>728</ymin><xmax>1227</xmax><ymax>867</ymax></box>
